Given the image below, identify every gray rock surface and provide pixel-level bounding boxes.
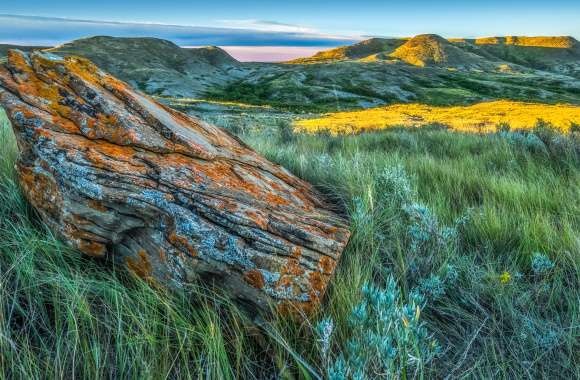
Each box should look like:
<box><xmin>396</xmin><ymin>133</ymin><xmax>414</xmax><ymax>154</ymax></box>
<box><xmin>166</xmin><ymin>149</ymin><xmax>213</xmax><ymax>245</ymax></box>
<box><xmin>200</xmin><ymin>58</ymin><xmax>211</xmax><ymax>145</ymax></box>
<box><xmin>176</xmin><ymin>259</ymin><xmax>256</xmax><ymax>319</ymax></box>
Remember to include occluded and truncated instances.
<box><xmin>0</xmin><ymin>50</ymin><xmax>351</xmax><ymax>315</ymax></box>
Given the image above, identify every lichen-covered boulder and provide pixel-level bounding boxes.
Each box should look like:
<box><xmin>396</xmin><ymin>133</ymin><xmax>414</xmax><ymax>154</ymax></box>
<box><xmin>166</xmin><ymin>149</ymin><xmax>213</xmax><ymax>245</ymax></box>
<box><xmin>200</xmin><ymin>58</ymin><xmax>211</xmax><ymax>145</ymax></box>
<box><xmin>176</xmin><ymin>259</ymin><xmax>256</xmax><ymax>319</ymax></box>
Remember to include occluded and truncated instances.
<box><xmin>0</xmin><ymin>50</ymin><xmax>350</xmax><ymax>315</ymax></box>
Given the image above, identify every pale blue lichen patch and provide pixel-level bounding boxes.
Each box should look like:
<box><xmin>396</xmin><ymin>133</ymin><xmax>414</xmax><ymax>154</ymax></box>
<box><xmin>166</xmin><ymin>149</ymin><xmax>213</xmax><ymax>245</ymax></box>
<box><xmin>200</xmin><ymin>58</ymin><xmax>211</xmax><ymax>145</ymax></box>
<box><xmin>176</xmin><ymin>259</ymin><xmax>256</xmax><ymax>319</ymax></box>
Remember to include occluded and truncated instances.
<box><xmin>264</xmin><ymin>285</ymin><xmax>311</xmax><ymax>302</ymax></box>
<box><xmin>139</xmin><ymin>189</ymin><xmax>255</xmax><ymax>269</ymax></box>
<box><xmin>51</xmin><ymin>157</ymin><xmax>104</xmax><ymax>200</ymax></box>
<box><xmin>37</xmin><ymin>52</ymin><xmax>64</xmax><ymax>62</ymax></box>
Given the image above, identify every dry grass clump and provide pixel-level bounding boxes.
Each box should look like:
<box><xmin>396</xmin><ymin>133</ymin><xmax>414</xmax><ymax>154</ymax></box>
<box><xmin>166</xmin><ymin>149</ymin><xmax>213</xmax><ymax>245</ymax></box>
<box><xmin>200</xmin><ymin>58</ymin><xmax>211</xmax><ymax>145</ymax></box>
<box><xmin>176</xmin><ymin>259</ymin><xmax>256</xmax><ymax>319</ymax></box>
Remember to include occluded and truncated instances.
<box><xmin>294</xmin><ymin>100</ymin><xmax>580</xmax><ymax>134</ymax></box>
<box><xmin>156</xmin><ymin>96</ymin><xmax>272</xmax><ymax>109</ymax></box>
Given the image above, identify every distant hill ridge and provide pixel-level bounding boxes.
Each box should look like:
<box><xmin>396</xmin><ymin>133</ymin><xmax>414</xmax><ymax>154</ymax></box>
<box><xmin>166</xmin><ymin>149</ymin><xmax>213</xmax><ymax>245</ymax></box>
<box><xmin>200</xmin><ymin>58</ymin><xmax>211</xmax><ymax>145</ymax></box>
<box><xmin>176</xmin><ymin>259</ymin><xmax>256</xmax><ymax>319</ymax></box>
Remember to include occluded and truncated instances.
<box><xmin>0</xmin><ymin>44</ymin><xmax>47</xmax><ymax>60</ymax></box>
<box><xmin>289</xmin><ymin>34</ymin><xmax>580</xmax><ymax>67</ymax></box>
<box><xmin>42</xmin><ymin>36</ymin><xmax>245</xmax><ymax>97</ymax></box>
<box><xmin>2</xmin><ymin>34</ymin><xmax>578</xmax><ymax>107</ymax></box>
<box><xmin>472</xmin><ymin>36</ymin><xmax>578</xmax><ymax>48</ymax></box>
<box><xmin>290</xmin><ymin>37</ymin><xmax>407</xmax><ymax>63</ymax></box>
<box><xmin>47</xmin><ymin>36</ymin><xmax>239</xmax><ymax>67</ymax></box>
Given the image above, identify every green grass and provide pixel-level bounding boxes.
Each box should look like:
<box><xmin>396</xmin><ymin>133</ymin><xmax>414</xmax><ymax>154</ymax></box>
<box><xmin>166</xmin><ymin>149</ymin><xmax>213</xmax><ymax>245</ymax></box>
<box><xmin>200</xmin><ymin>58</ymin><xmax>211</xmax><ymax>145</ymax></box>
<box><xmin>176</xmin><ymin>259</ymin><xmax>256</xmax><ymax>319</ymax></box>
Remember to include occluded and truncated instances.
<box><xmin>205</xmin><ymin>67</ymin><xmax>580</xmax><ymax>113</ymax></box>
<box><xmin>1</xmin><ymin>107</ymin><xmax>579</xmax><ymax>378</ymax></box>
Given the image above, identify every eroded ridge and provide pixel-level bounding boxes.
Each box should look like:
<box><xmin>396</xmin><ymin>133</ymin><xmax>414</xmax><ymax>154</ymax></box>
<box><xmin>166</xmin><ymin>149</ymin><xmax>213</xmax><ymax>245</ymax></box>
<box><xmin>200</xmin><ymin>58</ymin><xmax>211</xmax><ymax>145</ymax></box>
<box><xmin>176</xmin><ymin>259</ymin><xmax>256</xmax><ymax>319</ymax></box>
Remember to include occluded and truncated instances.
<box><xmin>0</xmin><ymin>50</ymin><xmax>351</xmax><ymax>314</ymax></box>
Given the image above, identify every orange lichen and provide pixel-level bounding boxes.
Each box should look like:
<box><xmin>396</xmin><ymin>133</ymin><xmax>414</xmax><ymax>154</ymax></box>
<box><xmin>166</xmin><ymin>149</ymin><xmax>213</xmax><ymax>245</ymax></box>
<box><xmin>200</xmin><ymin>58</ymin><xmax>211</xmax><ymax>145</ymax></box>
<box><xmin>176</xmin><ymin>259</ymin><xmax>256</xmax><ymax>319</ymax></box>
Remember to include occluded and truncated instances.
<box><xmin>63</xmin><ymin>56</ymin><xmax>101</xmax><ymax>85</ymax></box>
<box><xmin>308</xmin><ymin>270</ymin><xmax>325</xmax><ymax>301</ymax></box>
<box><xmin>200</xmin><ymin>161</ymin><xmax>291</xmax><ymax>207</ymax></box>
<box><xmin>60</xmin><ymin>221</ymin><xmax>108</xmax><ymax>257</ymax></box>
<box><xmin>17</xmin><ymin>165</ymin><xmax>62</xmax><ymax>218</ymax></box>
<box><xmin>94</xmin><ymin>141</ymin><xmax>135</xmax><ymax>160</ymax></box>
<box><xmin>274</xmin><ymin>257</ymin><xmax>306</xmax><ymax>297</ymax></box>
<box><xmin>158</xmin><ymin>249</ymin><xmax>167</xmax><ymax>263</ymax></box>
<box><xmin>245</xmin><ymin>210</ymin><xmax>268</xmax><ymax>229</ymax></box>
<box><xmin>7</xmin><ymin>50</ymin><xmax>35</xmax><ymax>75</ymax></box>
<box><xmin>283</xmin><ymin>258</ymin><xmax>305</xmax><ymax>277</ymax></box>
<box><xmin>78</xmin><ymin>239</ymin><xmax>107</xmax><ymax>257</ymax></box>
<box><xmin>7</xmin><ymin>55</ymin><xmax>72</xmax><ymax>120</ymax></box>
<box><xmin>126</xmin><ymin>250</ymin><xmax>153</xmax><ymax>279</ymax></box>
<box><xmin>277</xmin><ymin>299</ymin><xmax>316</xmax><ymax>317</ymax></box>
<box><xmin>244</xmin><ymin>269</ymin><xmax>265</xmax><ymax>289</ymax></box>
<box><xmin>318</xmin><ymin>256</ymin><xmax>336</xmax><ymax>275</ymax></box>
<box><xmin>87</xmin><ymin>199</ymin><xmax>108</xmax><ymax>212</ymax></box>
<box><xmin>290</xmin><ymin>246</ymin><xmax>302</xmax><ymax>258</ymax></box>
<box><xmin>168</xmin><ymin>232</ymin><xmax>197</xmax><ymax>257</ymax></box>
<box><xmin>83</xmin><ymin>144</ymin><xmax>138</xmax><ymax>173</ymax></box>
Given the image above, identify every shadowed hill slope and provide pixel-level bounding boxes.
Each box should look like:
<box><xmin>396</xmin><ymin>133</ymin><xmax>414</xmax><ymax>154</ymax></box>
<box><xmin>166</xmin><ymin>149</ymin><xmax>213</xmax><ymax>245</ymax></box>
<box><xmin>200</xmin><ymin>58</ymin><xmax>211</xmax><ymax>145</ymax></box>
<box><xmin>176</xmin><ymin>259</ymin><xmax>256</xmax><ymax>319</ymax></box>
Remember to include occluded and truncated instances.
<box><xmin>47</xmin><ymin>36</ymin><xmax>249</xmax><ymax>97</ymax></box>
<box><xmin>0</xmin><ymin>44</ymin><xmax>47</xmax><ymax>59</ymax></box>
<box><xmin>185</xmin><ymin>45</ymin><xmax>239</xmax><ymax>66</ymax></box>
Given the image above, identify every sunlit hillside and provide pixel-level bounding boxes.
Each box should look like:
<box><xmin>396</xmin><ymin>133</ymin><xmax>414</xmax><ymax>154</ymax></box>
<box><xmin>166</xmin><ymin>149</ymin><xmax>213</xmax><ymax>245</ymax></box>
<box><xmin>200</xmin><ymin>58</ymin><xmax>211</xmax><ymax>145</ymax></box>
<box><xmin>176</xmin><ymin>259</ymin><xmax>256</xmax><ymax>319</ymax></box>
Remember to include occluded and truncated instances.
<box><xmin>473</xmin><ymin>36</ymin><xmax>578</xmax><ymax>48</ymax></box>
<box><xmin>294</xmin><ymin>100</ymin><xmax>580</xmax><ymax>134</ymax></box>
<box><xmin>389</xmin><ymin>34</ymin><xmax>479</xmax><ymax>67</ymax></box>
<box><xmin>287</xmin><ymin>38</ymin><xmax>407</xmax><ymax>64</ymax></box>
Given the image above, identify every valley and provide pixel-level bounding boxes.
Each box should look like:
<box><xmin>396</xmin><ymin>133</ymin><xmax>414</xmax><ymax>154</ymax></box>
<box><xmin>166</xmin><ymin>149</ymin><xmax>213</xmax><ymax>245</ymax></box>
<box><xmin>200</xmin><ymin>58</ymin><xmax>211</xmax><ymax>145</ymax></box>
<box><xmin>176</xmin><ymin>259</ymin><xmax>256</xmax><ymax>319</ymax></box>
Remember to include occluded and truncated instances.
<box><xmin>4</xmin><ymin>34</ymin><xmax>578</xmax><ymax>112</ymax></box>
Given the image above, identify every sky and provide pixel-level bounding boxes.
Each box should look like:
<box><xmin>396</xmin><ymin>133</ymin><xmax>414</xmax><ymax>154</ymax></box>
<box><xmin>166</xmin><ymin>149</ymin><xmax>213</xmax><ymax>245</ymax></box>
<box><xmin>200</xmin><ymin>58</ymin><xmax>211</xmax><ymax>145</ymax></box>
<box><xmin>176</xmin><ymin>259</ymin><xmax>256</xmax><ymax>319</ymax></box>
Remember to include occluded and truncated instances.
<box><xmin>1</xmin><ymin>0</ymin><xmax>579</xmax><ymax>61</ymax></box>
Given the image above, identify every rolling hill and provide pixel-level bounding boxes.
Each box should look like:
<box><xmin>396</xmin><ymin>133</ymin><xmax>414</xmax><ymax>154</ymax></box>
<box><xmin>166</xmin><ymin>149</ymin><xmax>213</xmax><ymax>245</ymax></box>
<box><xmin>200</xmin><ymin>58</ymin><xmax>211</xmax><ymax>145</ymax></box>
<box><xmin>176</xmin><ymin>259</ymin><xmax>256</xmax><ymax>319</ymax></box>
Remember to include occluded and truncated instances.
<box><xmin>2</xmin><ymin>34</ymin><xmax>579</xmax><ymax>110</ymax></box>
<box><xmin>389</xmin><ymin>34</ymin><xmax>485</xmax><ymax>67</ymax></box>
<box><xmin>457</xmin><ymin>36</ymin><xmax>580</xmax><ymax>77</ymax></box>
<box><xmin>289</xmin><ymin>37</ymin><xmax>407</xmax><ymax>63</ymax></box>
<box><xmin>46</xmin><ymin>36</ymin><xmax>254</xmax><ymax>97</ymax></box>
<box><xmin>218</xmin><ymin>34</ymin><xmax>580</xmax><ymax>109</ymax></box>
<box><xmin>292</xmin><ymin>34</ymin><xmax>580</xmax><ymax>76</ymax></box>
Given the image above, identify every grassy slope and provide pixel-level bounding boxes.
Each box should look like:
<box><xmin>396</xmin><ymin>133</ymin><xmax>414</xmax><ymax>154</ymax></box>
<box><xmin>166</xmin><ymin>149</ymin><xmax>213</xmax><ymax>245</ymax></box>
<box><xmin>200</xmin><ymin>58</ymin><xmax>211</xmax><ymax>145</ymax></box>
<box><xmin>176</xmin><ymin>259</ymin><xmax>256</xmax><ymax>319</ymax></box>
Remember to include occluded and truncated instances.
<box><xmin>207</xmin><ymin>63</ymin><xmax>580</xmax><ymax>113</ymax></box>
<box><xmin>207</xmin><ymin>36</ymin><xmax>580</xmax><ymax>111</ymax></box>
<box><xmin>1</xmin><ymin>108</ymin><xmax>579</xmax><ymax>378</ymax></box>
<box><xmin>6</xmin><ymin>36</ymin><xmax>576</xmax><ymax>111</ymax></box>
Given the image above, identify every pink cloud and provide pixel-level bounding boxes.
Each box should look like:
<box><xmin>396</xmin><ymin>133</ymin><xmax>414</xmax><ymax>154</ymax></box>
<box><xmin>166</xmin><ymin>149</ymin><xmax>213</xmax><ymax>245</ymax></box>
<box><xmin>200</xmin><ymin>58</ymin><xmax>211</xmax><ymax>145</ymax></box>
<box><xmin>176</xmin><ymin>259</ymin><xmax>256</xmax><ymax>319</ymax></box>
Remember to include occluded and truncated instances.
<box><xmin>219</xmin><ymin>46</ymin><xmax>327</xmax><ymax>62</ymax></box>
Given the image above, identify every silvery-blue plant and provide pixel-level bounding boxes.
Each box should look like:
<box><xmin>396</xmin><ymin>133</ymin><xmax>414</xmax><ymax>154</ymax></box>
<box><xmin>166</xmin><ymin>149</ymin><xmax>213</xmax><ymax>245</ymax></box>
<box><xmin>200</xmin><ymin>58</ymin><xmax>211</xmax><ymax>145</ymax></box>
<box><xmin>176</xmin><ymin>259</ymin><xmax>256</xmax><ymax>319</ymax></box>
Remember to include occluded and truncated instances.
<box><xmin>376</xmin><ymin>164</ymin><xmax>415</xmax><ymax>207</ymax></box>
<box><xmin>531</xmin><ymin>252</ymin><xmax>554</xmax><ymax>275</ymax></box>
<box><xmin>317</xmin><ymin>317</ymin><xmax>334</xmax><ymax>364</ymax></box>
<box><xmin>519</xmin><ymin>317</ymin><xmax>561</xmax><ymax>352</ymax></box>
<box><xmin>499</xmin><ymin>131</ymin><xmax>548</xmax><ymax>154</ymax></box>
<box><xmin>315</xmin><ymin>276</ymin><xmax>439</xmax><ymax>379</ymax></box>
<box><xmin>404</xmin><ymin>202</ymin><xmax>458</xmax><ymax>255</ymax></box>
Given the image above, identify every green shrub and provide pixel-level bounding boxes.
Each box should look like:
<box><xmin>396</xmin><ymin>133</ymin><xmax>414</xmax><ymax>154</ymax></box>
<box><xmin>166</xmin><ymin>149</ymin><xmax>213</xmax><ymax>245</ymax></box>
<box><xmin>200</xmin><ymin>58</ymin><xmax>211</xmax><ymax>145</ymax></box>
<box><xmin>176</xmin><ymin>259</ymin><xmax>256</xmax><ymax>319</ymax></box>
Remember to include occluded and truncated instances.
<box><xmin>316</xmin><ymin>277</ymin><xmax>439</xmax><ymax>380</ymax></box>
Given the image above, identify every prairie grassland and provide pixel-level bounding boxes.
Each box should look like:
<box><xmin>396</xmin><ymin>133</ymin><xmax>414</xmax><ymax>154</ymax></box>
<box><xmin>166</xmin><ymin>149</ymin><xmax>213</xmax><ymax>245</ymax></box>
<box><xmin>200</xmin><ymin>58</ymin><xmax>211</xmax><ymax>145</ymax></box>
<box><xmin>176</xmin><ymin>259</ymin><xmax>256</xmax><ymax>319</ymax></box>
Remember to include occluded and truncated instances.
<box><xmin>1</xmin><ymin>107</ymin><xmax>579</xmax><ymax>379</ymax></box>
<box><xmin>295</xmin><ymin>100</ymin><xmax>580</xmax><ymax>134</ymax></box>
<box><xmin>155</xmin><ymin>96</ymin><xmax>273</xmax><ymax>109</ymax></box>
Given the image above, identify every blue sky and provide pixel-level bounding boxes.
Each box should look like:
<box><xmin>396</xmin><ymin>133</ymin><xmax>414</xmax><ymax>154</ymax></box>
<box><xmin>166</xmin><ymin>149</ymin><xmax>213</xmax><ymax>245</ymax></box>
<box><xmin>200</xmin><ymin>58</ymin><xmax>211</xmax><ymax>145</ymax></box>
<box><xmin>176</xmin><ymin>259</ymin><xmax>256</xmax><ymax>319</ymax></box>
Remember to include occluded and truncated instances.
<box><xmin>1</xmin><ymin>1</ymin><xmax>579</xmax><ymax>61</ymax></box>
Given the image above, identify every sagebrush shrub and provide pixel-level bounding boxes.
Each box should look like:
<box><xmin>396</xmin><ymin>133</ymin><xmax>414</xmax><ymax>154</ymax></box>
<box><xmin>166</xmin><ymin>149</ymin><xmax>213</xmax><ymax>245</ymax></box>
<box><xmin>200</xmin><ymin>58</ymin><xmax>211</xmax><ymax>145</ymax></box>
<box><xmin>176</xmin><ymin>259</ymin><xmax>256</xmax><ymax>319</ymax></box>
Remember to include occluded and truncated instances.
<box><xmin>531</xmin><ymin>252</ymin><xmax>555</xmax><ymax>276</ymax></box>
<box><xmin>316</xmin><ymin>277</ymin><xmax>440</xmax><ymax>380</ymax></box>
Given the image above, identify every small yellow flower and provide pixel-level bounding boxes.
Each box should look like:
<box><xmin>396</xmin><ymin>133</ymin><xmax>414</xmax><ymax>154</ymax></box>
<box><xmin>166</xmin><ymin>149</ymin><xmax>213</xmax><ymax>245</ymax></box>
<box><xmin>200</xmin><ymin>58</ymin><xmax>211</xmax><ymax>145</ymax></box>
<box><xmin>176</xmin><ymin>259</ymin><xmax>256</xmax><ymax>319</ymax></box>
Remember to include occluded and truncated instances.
<box><xmin>499</xmin><ymin>271</ymin><xmax>511</xmax><ymax>284</ymax></box>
